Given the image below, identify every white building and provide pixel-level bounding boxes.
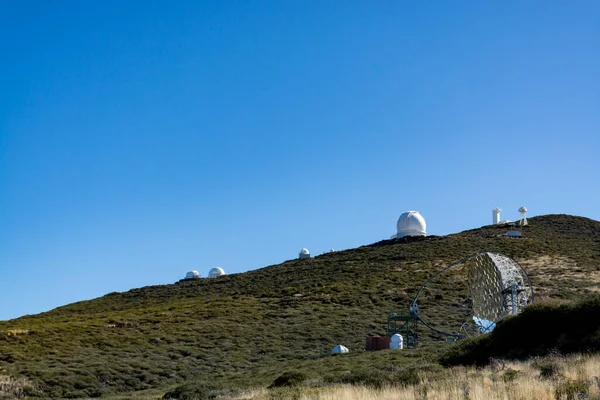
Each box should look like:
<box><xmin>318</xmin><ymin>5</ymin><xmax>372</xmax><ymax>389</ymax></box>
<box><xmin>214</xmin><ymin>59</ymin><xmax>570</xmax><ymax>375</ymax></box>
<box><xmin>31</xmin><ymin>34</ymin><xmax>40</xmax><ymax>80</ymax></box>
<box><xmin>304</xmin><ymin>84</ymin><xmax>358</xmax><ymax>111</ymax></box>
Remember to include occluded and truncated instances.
<box><xmin>184</xmin><ymin>270</ymin><xmax>201</xmax><ymax>280</ymax></box>
<box><xmin>493</xmin><ymin>207</ymin><xmax>502</xmax><ymax>225</ymax></box>
<box><xmin>331</xmin><ymin>344</ymin><xmax>349</xmax><ymax>354</ymax></box>
<box><xmin>389</xmin><ymin>334</ymin><xmax>404</xmax><ymax>350</ymax></box>
<box><xmin>519</xmin><ymin>206</ymin><xmax>528</xmax><ymax>226</ymax></box>
<box><xmin>208</xmin><ymin>267</ymin><xmax>226</xmax><ymax>278</ymax></box>
<box><xmin>394</xmin><ymin>211</ymin><xmax>427</xmax><ymax>238</ymax></box>
<box><xmin>298</xmin><ymin>248</ymin><xmax>311</xmax><ymax>259</ymax></box>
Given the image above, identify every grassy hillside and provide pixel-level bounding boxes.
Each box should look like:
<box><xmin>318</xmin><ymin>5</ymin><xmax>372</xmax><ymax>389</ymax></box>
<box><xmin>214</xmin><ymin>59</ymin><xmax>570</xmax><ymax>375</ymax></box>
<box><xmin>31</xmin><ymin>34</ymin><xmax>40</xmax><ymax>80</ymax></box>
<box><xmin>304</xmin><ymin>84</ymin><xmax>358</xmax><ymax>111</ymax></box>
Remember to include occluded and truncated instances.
<box><xmin>0</xmin><ymin>214</ymin><xmax>599</xmax><ymax>398</ymax></box>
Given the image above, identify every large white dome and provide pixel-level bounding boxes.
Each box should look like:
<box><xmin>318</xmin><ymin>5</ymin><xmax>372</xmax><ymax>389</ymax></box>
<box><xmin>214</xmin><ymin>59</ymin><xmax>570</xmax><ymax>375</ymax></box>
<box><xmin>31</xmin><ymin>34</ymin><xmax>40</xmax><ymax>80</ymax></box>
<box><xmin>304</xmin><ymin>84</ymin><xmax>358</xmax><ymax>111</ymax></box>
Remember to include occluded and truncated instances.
<box><xmin>208</xmin><ymin>267</ymin><xmax>225</xmax><ymax>278</ymax></box>
<box><xmin>395</xmin><ymin>211</ymin><xmax>426</xmax><ymax>238</ymax></box>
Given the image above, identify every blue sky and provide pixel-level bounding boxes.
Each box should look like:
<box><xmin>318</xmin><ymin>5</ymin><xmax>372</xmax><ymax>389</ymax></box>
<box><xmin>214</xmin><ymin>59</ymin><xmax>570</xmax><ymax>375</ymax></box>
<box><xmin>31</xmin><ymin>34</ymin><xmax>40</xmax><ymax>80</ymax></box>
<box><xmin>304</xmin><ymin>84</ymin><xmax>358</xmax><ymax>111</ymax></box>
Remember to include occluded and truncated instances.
<box><xmin>1</xmin><ymin>1</ymin><xmax>598</xmax><ymax>321</ymax></box>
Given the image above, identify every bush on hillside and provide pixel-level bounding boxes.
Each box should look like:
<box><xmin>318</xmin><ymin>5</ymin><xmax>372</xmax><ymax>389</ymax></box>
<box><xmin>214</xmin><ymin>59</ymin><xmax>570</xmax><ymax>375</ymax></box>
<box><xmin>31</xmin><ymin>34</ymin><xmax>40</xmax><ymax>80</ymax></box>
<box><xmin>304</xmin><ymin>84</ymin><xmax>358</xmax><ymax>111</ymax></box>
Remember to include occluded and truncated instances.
<box><xmin>555</xmin><ymin>379</ymin><xmax>590</xmax><ymax>400</ymax></box>
<box><xmin>268</xmin><ymin>371</ymin><xmax>309</xmax><ymax>388</ymax></box>
<box><xmin>534</xmin><ymin>359</ymin><xmax>562</xmax><ymax>380</ymax></box>
<box><xmin>161</xmin><ymin>382</ymin><xmax>239</xmax><ymax>400</ymax></box>
<box><xmin>325</xmin><ymin>363</ymin><xmax>443</xmax><ymax>388</ymax></box>
<box><xmin>440</xmin><ymin>295</ymin><xmax>600</xmax><ymax>366</ymax></box>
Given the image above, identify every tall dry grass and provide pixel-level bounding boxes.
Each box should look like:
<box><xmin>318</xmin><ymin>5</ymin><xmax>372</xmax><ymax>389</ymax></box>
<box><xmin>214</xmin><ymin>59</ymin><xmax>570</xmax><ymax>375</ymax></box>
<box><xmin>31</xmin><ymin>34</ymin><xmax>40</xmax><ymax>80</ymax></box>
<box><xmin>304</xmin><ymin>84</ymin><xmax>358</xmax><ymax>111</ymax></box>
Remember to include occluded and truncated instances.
<box><xmin>240</xmin><ymin>354</ymin><xmax>600</xmax><ymax>400</ymax></box>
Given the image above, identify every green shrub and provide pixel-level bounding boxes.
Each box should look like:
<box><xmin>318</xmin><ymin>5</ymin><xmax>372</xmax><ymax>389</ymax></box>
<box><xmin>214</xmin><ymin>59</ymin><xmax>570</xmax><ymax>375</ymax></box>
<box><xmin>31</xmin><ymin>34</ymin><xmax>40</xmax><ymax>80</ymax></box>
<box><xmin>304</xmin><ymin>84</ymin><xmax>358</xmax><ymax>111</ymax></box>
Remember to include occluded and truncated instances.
<box><xmin>440</xmin><ymin>296</ymin><xmax>600</xmax><ymax>366</ymax></box>
<box><xmin>162</xmin><ymin>382</ymin><xmax>239</xmax><ymax>400</ymax></box>
<box><xmin>555</xmin><ymin>379</ymin><xmax>589</xmax><ymax>400</ymax></box>
<box><xmin>536</xmin><ymin>361</ymin><xmax>561</xmax><ymax>380</ymax></box>
<box><xmin>502</xmin><ymin>368</ymin><xmax>521</xmax><ymax>383</ymax></box>
<box><xmin>268</xmin><ymin>371</ymin><xmax>309</xmax><ymax>388</ymax></box>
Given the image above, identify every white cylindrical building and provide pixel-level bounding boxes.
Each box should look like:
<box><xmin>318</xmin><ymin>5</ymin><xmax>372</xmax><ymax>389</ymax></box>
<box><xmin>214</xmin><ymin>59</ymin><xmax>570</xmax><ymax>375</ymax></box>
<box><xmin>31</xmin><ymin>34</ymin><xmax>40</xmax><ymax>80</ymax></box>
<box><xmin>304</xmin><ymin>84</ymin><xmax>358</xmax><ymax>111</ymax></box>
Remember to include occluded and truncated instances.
<box><xmin>493</xmin><ymin>207</ymin><xmax>502</xmax><ymax>225</ymax></box>
<box><xmin>395</xmin><ymin>211</ymin><xmax>426</xmax><ymax>238</ymax></box>
<box><xmin>389</xmin><ymin>334</ymin><xmax>404</xmax><ymax>350</ymax></box>
<box><xmin>208</xmin><ymin>267</ymin><xmax>225</xmax><ymax>278</ymax></box>
<box><xmin>298</xmin><ymin>248</ymin><xmax>311</xmax><ymax>259</ymax></box>
<box><xmin>185</xmin><ymin>270</ymin><xmax>201</xmax><ymax>280</ymax></box>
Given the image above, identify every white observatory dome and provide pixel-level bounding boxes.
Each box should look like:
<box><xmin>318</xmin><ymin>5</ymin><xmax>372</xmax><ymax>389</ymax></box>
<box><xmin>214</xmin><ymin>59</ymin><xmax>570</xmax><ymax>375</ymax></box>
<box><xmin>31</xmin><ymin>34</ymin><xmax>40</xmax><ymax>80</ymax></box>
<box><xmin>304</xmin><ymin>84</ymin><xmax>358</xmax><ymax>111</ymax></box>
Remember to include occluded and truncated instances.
<box><xmin>299</xmin><ymin>248</ymin><xmax>311</xmax><ymax>259</ymax></box>
<box><xmin>185</xmin><ymin>270</ymin><xmax>200</xmax><ymax>280</ymax></box>
<box><xmin>331</xmin><ymin>344</ymin><xmax>349</xmax><ymax>354</ymax></box>
<box><xmin>208</xmin><ymin>267</ymin><xmax>225</xmax><ymax>278</ymax></box>
<box><xmin>395</xmin><ymin>211</ymin><xmax>427</xmax><ymax>238</ymax></box>
<box><xmin>389</xmin><ymin>333</ymin><xmax>404</xmax><ymax>350</ymax></box>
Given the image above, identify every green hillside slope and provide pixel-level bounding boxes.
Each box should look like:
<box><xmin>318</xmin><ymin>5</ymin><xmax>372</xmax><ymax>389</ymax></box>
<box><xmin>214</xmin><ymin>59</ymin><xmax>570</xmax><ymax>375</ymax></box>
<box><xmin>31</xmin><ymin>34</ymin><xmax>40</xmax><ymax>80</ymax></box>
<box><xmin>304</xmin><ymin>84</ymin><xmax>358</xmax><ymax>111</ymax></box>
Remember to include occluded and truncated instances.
<box><xmin>1</xmin><ymin>214</ymin><xmax>599</xmax><ymax>398</ymax></box>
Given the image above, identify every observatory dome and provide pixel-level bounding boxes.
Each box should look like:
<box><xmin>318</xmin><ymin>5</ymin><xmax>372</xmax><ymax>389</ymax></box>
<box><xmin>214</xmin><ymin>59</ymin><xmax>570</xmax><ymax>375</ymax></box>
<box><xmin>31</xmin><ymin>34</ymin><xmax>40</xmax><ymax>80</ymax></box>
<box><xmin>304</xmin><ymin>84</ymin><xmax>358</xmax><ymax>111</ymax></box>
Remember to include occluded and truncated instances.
<box><xmin>298</xmin><ymin>248</ymin><xmax>311</xmax><ymax>259</ymax></box>
<box><xmin>208</xmin><ymin>267</ymin><xmax>225</xmax><ymax>278</ymax></box>
<box><xmin>185</xmin><ymin>270</ymin><xmax>200</xmax><ymax>280</ymax></box>
<box><xmin>395</xmin><ymin>211</ymin><xmax>426</xmax><ymax>238</ymax></box>
<box><xmin>331</xmin><ymin>344</ymin><xmax>349</xmax><ymax>354</ymax></box>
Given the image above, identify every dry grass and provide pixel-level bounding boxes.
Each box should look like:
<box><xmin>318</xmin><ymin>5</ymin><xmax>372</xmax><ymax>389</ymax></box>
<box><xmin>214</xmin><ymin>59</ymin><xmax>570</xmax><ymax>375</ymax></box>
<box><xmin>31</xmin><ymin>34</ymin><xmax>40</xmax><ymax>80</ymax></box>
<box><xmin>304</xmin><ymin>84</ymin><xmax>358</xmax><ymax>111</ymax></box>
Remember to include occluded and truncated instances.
<box><xmin>235</xmin><ymin>354</ymin><xmax>600</xmax><ymax>400</ymax></box>
<box><xmin>4</xmin><ymin>329</ymin><xmax>29</xmax><ymax>337</ymax></box>
<box><xmin>0</xmin><ymin>374</ymin><xmax>35</xmax><ymax>398</ymax></box>
<box><xmin>521</xmin><ymin>255</ymin><xmax>600</xmax><ymax>297</ymax></box>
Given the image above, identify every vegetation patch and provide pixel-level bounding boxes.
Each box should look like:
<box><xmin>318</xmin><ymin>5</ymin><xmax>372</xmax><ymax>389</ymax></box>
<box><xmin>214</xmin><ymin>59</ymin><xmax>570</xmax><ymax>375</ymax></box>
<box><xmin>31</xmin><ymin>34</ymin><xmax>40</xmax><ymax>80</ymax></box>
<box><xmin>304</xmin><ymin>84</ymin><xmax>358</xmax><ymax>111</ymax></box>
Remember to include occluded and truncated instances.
<box><xmin>268</xmin><ymin>371</ymin><xmax>309</xmax><ymax>388</ymax></box>
<box><xmin>0</xmin><ymin>215</ymin><xmax>597</xmax><ymax>398</ymax></box>
<box><xmin>161</xmin><ymin>382</ymin><xmax>240</xmax><ymax>400</ymax></box>
<box><xmin>441</xmin><ymin>296</ymin><xmax>600</xmax><ymax>366</ymax></box>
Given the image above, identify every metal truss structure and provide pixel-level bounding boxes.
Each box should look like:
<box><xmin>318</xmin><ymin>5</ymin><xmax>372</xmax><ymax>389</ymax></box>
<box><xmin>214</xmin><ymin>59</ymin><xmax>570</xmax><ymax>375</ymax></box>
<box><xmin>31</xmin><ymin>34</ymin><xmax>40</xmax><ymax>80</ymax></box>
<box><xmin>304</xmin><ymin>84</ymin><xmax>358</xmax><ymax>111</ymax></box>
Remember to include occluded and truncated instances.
<box><xmin>387</xmin><ymin>312</ymin><xmax>418</xmax><ymax>348</ymax></box>
<box><xmin>410</xmin><ymin>252</ymin><xmax>534</xmax><ymax>339</ymax></box>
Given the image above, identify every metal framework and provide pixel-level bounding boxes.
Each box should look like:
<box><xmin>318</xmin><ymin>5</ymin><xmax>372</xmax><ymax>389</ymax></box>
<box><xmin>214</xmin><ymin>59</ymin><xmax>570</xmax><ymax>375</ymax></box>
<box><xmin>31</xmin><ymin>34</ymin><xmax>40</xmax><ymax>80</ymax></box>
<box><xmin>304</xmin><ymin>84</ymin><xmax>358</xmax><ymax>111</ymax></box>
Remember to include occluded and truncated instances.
<box><xmin>387</xmin><ymin>312</ymin><xmax>418</xmax><ymax>347</ymax></box>
<box><xmin>411</xmin><ymin>252</ymin><xmax>533</xmax><ymax>339</ymax></box>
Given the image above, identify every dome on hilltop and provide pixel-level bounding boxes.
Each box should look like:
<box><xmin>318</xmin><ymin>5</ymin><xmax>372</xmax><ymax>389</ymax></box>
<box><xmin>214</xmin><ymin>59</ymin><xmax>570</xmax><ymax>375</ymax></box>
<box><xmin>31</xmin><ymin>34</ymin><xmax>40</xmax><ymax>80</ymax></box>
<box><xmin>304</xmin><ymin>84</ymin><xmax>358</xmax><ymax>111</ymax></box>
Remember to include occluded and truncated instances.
<box><xmin>185</xmin><ymin>270</ymin><xmax>201</xmax><ymax>280</ymax></box>
<box><xmin>208</xmin><ymin>267</ymin><xmax>225</xmax><ymax>278</ymax></box>
<box><xmin>298</xmin><ymin>248</ymin><xmax>311</xmax><ymax>259</ymax></box>
<box><xmin>395</xmin><ymin>211</ymin><xmax>427</xmax><ymax>238</ymax></box>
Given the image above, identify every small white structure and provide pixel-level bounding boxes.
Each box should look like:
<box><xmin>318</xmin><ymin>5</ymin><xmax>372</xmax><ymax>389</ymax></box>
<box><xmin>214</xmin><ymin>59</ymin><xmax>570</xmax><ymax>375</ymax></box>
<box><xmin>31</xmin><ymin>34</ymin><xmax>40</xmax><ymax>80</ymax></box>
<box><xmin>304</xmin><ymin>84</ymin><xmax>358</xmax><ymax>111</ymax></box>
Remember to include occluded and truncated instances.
<box><xmin>208</xmin><ymin>267</ymin><xmax>226</xmax><ymax>278</ymax></box>
<box><xmin>389</xmin><ymin>334</ymin><xmax>404</xmax><ymax>350</ymax></box>
<box><xmin>298</xmin><ymin>248</ymin><xmax>311</xmax><ymax>259</ymax></box>
<box><xmin>185</xmin><ymin>270</ymin><xmax>201</xmax><ymax>280</ymax></box>
<box><xmin>519</xmin><ymin>206</ymin><xmax>528</xmax><ymax>226</ymax></box>
<box><xmin>394</xmin><ymin>211</ymin><xmax>427</xmax><ymax>238</ymax></box>
<box><xmin>331</xmin><ymin>344</ymin><xmax>349</xmax><ymax>354</ymax></box>
<box><xmin>493</xmin><ymin>207</ymin><xmax>502</xmax><ymax>225</ymax></box>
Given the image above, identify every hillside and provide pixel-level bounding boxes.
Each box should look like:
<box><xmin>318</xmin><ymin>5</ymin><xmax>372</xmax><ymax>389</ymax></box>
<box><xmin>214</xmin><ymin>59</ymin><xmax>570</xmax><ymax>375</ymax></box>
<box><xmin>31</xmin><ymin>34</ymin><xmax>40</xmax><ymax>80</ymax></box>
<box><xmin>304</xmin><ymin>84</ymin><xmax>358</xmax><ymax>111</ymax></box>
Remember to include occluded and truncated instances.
<box><xmin>1</xmin><ymin>214</ymin><xmax>599</xmax><ymax>399</ymax></box>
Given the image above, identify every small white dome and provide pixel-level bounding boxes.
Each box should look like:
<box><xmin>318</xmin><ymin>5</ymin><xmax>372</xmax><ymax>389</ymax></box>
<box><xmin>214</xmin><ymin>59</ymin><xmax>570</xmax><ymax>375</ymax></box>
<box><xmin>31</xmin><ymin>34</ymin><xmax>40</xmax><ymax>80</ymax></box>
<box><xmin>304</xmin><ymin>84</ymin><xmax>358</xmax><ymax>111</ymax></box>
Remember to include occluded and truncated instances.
<box><xmin>331</xmin><ymin>344</ymin><xmax>349</xmax><ymax>354</ymax></box>
<box><xmin>390</xmin><ymin>334</ymin><xmax>404</xmax><ymax>350</ymax></box>
<box><xmin>519</xmin><ymin>206</ymin><xmax>528</xmax><ymax>213</ymax></box>
<box><xmin>299</xmin><ymin>248</ymin><xmax>311</xmax><ymax>259</ymax></box>
<box><xmin>395</xmin><ymin>211</ymin><xmax>426</xmax><ymax>238</ymax></box>
<box><xmin>208</xmin><ymin>267</ymin><xmax>225</xmax><ymax>278</ymax></box>
<box><xmin>185</xmin><ymin>270</ymin><xmax>200</xmax><ymax>279</ymax></box>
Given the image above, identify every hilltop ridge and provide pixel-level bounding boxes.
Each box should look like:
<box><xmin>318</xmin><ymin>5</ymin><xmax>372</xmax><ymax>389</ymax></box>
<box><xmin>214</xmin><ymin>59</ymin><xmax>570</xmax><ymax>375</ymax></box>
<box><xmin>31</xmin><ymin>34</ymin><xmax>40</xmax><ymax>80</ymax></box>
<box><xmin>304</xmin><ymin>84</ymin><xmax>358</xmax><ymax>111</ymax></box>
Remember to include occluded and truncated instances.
<box><xmin>1</xmin><ymin>214</ymin><xmax>599</xmax><ymax>398</ymax></box>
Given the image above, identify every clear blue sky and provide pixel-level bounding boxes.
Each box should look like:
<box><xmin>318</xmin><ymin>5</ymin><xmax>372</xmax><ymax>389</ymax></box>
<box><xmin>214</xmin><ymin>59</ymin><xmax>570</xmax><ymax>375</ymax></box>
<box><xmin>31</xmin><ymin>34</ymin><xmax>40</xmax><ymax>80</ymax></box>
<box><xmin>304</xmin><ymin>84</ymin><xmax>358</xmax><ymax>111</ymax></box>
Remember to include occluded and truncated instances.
<box><xmin>1</xmin><ymin>1</ymin><xmax>598</xmax><ymax>321</ymax></box>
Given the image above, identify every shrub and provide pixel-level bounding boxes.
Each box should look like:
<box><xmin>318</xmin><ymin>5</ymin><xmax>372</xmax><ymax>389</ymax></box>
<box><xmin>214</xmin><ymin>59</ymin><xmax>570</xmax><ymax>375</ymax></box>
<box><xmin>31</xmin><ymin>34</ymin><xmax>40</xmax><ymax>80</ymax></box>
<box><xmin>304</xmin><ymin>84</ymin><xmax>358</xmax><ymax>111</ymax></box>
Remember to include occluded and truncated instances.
<box><xmin>555</xmin><ymin>379</ymin><xmax>589</xmax><ymax>400</ymax></box>
<box><xmin>440</xmin><ymin>296</ymin><xmax>600</xmax><ymax>366</ymax></box>
<box><xmin>536</xmin><ymin>361</ymin><xmax>561</xmax><ymax>380</ymax></box>
<box><xmin>268</xmin><ymin>371</ymin><xmax>309</xmax><ymax>388</ymax></box>
<box><xmin>161</xmin><ymin>382</ymin><xmax>239</xmax><ymax>400</ymax></box>
<box><xmin>502</xmin><ymin>368</ymin><xmax>520</xmax><ymax>383</ymax></box>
